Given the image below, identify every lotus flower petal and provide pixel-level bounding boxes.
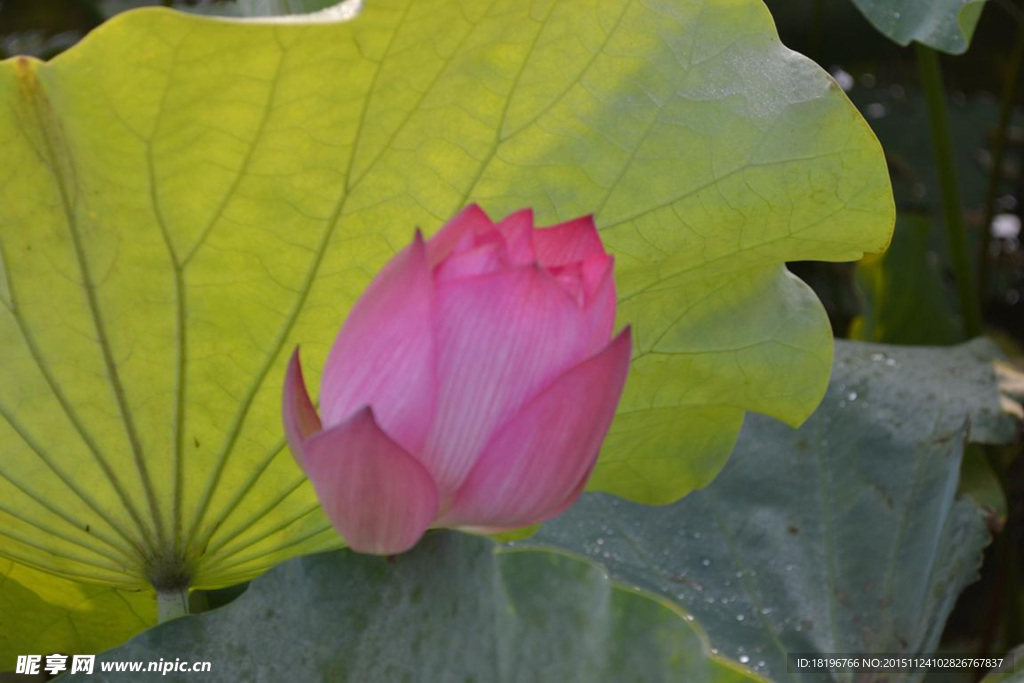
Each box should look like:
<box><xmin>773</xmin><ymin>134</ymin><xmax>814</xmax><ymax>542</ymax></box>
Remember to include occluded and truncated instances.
<box><xmin>302</xmin><ymin>408</ymin><xmax>439</xmax><ymax>555</ymax></box>
<box><xmin>532</xmin><ymin>215</ymin><xmax>605</xmax><ymax>267</ymax></box>
<box><xmin>581</xmin><ymin>255</ymin><xmax>617</xmax><ymax>352</ymax></box>
<box><xmin>434</xmin><ymin>242</ymin><xmax>507</xmax><ymax>282</ymax></box>
<box><xmin>425</xmin><ymin>204</ymin><xmax>494</xmax><ymax>266</ymax></box>
<box><xmin>421</xmin><ymin>265</ymin><xmax>594</xmax><ymax>493</ymax></box>
<box><xmin>440</xmin><ymin>329</ymin><xmax>632</xmax><ymax>528</ymax></box>
<box><xmin>495</xmin><ymin>209</ymin><xmax>536</xmax><ymax>266</ymax></box>
<box><xmin>319</xmin><ymin>233</ymin><xmax>437</xmax><ymax>453</ymax></box>
<box><xmin>290</xmin><ymin>207</ymin><xmax>630</xmax><ymax>556</ymax></box>
<box><xmin>282</xmin><ymin>349</ymin><xmax>322</xmax><ymax>472</ymax></box>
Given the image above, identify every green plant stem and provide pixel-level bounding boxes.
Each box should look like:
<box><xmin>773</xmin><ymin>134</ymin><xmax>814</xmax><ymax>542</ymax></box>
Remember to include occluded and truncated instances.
<box><xmin>976</xmin><ymin>446</ymin><xmax>1020</xmax><ymax>674</ymax></box>
<box><xmin>916</xmin><ymin>43</ymin><xmax>983</xmax><ymax>338</ymax></box>
<box><xmin>978</xmin><ymin>13</ymin><xmax>1024</xmax><ymax>301</ymax></box>
<box><xmin>157</xmin><ymin>588</ymin><xmax>190</xmax><ymax>623</ymax></box>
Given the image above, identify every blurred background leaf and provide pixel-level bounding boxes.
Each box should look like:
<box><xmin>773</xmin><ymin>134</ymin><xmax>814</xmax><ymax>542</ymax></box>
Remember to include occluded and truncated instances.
<box><xmin>851</xmin><ymin>214</ymin><xmax>963</xmax><ymax>345</ymax></box>
<box><xmin>980</xmin><ymin>644</ymin><xmax>1024</xmax><ymax>680</ymax></box>
<box><xmin>97</xmin><ymin>0</ymin><xmax>352</xmax><ymax>19</ymax></box>
<box><xmin>847</xmin><ymin>0</ymin><xmax>988</xmax><ymax>54</ymax></box>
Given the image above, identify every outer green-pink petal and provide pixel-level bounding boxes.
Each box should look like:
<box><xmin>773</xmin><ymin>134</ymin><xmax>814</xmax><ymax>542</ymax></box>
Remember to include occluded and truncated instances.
<box><xmin>282</xmin><ymin>349</ymin><xmax>322</xmax><ymax>472</ymax></box>
<box><xmin>302</xmin><ymin>408</ymin><xmax>439</xmax><ymax>555</ymax></box>
<box><xmin>439</xmin><ymin>329</ymin><xmax>632</xmax><ymax>528</ymax></box>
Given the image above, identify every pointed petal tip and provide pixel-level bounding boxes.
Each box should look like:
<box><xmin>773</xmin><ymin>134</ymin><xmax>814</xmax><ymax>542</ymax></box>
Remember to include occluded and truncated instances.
<box><xmin>283</xmin><ymin>346</ymin><xmax>322</xmax><ymax>471</ymax></box>
<box><xmin>533</xmin><ymin>214</ymin><xmax>606</xmax><ymax>266</ymax></box>
<box><xmin>608</xmin><ymin>327</ymin><xmax>634</xmax><ymax>370</ymax></box>
<box><xmin>426</xmin><ymin>204</ymin><xmax>494</xmax><ymax>265</ymax></box>
<box><xmin>319</xmin><ymin>228</ymin><xmax>437</xmax><ymax>448</ymax></box>
<box><xmin>502</xmin><ymin>207</ymin><xmax>534</xmax><ymax>223</ymax></box>
<box><xmin>286</xmin><ymin>345</ymin><xmax>303</xmax><ymax>377</ymax></box>
<box><xmin>456</xmin><ymin>203</ymin><xmax>494</xmax><ymax>227</ymax></box>
<box><xmin>284</xmin><ymin>345</ymin><xmax>310</xmax><ymax>407</ymax></box>
<box><xmin>409</xmin><ymin>228</ymin><xmax>429</xmax><ymax>259</ymax></box>
<box><xmin>557</xmin><ymin>213</ymin><xmax>597</xmax><ymax>232</ymax></box>
<box><xmin>495</xmin><ymin>209</ymin><xmax>537</xmax><ymax>266</ymax></box>
<box><xmin>462</xmin><ymin>202</ymin><xmax>489</xmax><ymax>216</ymax></box>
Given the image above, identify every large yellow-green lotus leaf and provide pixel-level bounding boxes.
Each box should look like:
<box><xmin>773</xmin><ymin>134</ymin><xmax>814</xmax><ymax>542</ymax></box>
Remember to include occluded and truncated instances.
<box><xmin>0</xmin><ymin>558</ymin><xmax>154</xmax><ymax>670</ymax></box>
<box><xmin>0</xmin><ymin>0</ymin><xmax>892</xmax><ymax>592</ymax></box>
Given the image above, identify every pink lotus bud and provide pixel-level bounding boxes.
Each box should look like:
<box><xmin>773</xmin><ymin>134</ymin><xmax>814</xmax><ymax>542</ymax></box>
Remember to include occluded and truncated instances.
<box><xmin>283</xmin><ymin>206</ymin><xmax>631</xmax><ymax>555</ymax></box>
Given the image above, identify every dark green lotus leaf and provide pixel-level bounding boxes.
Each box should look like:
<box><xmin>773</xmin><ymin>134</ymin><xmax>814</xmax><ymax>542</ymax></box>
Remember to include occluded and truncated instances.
<box><xmin>850</xmin><ymin>0</ymin><xmax>988</xmax><ymax>54</ymax></box>
<box><xmin>64</xmin><ymin>533</ymin><xmax>763</xmax><ymax>682</ymax></box>
<box><xmin>525</xmin><ymin>339</ymin><xmax>1017</xmax><ymax>680</ymax></box>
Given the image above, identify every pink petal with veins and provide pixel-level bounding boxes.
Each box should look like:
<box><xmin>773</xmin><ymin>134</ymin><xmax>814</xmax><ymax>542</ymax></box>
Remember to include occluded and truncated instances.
<box><xmin>319</xmin><ymin>233</ymin><xmax>437</xmax><ymax>453</ymax></box>
<box><xmin>532</xmin><ymin>215</ymin><xmax>605</xmax><ymax>268</ymax></box>
<box><xmin>495</xmin><ymin>209</ymin><xmax>536</xmax><ymax>266</ymax></box>
<box><xmin>581</xmin><ymin>254</ymin><xmax>617</xmax><ymax>352</ymax></box>
<box><xmin>303</xmin><ymin>408</ymin><xmax>439</xmax><ymax>555</ymax></box>
<box><xmin>439</xmin><ymin>329</ymin><xmax>632</xmax><ymax>527</ymax></box>
<box><xmin>421</xmin><ymin>266</ymin><xmax>594</xmax><ymax>494</ymax></box>
<box><xmin>425</xmin><ymin>204</ymin><xmax>494</xmax><ymax>266</ymax></box>
<box><xmin>434</xmin><ymin>242</ymin><xmax>507</xmax><ymax>282</ymax></box>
